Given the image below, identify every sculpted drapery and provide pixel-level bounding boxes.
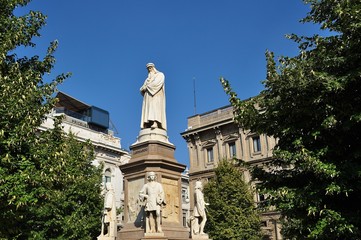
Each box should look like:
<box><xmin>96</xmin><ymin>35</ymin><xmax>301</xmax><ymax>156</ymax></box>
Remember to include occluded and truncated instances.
<box><xmin>99</xmin><ymin>182</ymin><xmax>117</xmax><ymax>239</ymax></box>
<box><xmin>140</xmin><ymin>63</ymin><xmax>167</xmax><ymax>130</ymax></box>
<box><xmin>191</xmin><ymin>180</ymin><xmax>208</xmax><ymax>236</ymax></box>
<box><xmin>104</xmin><ymin>184</ymin><xmax>116</xmax><ymax>224</ymax></box>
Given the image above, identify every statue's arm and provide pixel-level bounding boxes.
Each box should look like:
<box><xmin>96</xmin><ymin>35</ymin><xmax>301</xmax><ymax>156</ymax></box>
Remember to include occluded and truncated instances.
<box><xmin>157</xmin><ymin>184</ymin><xmax>165</xmax><ymax>205</ymax></box>
<box><xmin>140</xmin><ymin>79</ymin><xmax>149</xmax><ymax>95</ymax></box>
<box><xmin>146</xmin><ymin>72</ymin><xmax>165</xmax><ymax>96</ymax></box>
<box><xmin>139</xmin><ymin>185</ymin><xmax>148</xmax><ymax>200</ymax></box>
<box><xmin>195</xmin><ymin>191</ymin><xmax>206</xmax><ymax>216</ymax></box>
<box><xmin>104</xmin><ymin>193</ymin><xmax>113</xmax><ymax>210</ymax></box>
<box><xmin>160</xmin><ymin>184</ymin><xmax>165</xmax><ymax>198</ymax></box>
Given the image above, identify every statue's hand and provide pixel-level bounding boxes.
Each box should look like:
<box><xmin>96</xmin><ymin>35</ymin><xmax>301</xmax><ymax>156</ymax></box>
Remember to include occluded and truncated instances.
<box><xmin>139</xmin><ymin>194</ymin><xmax>148</xmax><ymax>199</ymax></box>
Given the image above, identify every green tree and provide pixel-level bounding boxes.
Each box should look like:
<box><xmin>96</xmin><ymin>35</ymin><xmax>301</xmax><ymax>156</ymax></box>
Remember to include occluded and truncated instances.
<box><xmin>203</xmin><ymin>160</ymin><xmax>262</xmax><ymax>240</ymax></box>
<box><xmin>0</xmin><ymin>1</ymin><xmax>103</xmax><ymax>239</ymax></box>
<box><xmin>26</xmin><ymin>119</ymin><xmax>103</xmax><ymax>239</ymax></box>
<box><xmin>221</xmin><ymin>0</ymin><xmax>361</xmax><ymax>239</ymax></box>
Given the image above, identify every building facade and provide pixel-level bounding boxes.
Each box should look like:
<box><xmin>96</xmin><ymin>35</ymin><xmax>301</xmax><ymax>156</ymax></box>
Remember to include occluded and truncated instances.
<box><xmin>181</xmin><ymin>105</ymin><xmax>282</xmax><ymax>239</ymax></box>
<box><xmin>181</xmin><ymin>169</ymin><xmax>191</xmax><ymax>229</ymax></box>
<box><xmin>40</xmin><ymin>92</ymin><xmax>131</xmax><ymax>225</ymax></box>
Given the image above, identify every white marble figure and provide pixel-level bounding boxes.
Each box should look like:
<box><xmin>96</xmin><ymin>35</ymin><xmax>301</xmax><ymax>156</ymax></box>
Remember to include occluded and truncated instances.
<box><xmin>192</xmin><ymin>180</ymin><xmax>209</xmax><ymax>236</ymax></box>
<box><xmin>139</xmin><ymin>172</ymin><xmax>165</xmax><ymax>233</ymax></box>
<box><xmin>98</xmin><ymin>182</ymin><xmax>117</xmax><ymax>240</ymax></box>
<box><xmin>140</xmin><ymin>63</ymin><xmax>167</xmax><ymax>130</ymax></box>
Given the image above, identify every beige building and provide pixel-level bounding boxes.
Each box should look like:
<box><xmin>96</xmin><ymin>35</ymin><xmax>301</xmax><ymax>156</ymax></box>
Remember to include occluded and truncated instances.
<box><xmin>40</xmin><ymin>92</ymin><xmax>131</xmax><ymax>224</ymax></box>
<box><xmin>181</xmin><ymin>105</ymin><xmax>282</xmax><ymax>239</ymax></box>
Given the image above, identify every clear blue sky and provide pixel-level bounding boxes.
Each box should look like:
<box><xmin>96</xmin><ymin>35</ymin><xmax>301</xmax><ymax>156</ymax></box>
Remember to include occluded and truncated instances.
<box><xmin>16</xmin><ymin>1</ymin><xmax>322</xmax><ymax>167</ymax></box>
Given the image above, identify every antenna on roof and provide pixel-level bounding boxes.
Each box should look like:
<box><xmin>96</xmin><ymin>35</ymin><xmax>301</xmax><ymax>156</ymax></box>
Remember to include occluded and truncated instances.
<box><xmin>193</xmin><ymin>77</ymin><xmax>197</xmax><ymax>115</ymax></box>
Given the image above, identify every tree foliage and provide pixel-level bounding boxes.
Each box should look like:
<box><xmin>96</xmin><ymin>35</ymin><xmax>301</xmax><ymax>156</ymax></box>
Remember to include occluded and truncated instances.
<box><xmin>203</xmin><ymin>160</ymin><xmax>262</xmax><ymax>240</ymax></box>
<box><xmin>25</xmin><ymin>119</ymin><xmax>103</xmax><ymax>239</ymax></box>
<box><xmin>0</xmin><ymin>1</ymin><xmax>103</xmax><ymax>239</ymax></box>
<box><xmin>221</xmin><ymin>0</ymin><xmax>361</xmax><ymax>239</ymax></box>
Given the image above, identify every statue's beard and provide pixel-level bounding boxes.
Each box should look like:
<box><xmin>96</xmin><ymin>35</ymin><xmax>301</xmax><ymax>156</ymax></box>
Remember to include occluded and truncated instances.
<box><xmin>148</xmin><ymin>71</ymin><xmax>156</xmax><ymax>79</ymax></box>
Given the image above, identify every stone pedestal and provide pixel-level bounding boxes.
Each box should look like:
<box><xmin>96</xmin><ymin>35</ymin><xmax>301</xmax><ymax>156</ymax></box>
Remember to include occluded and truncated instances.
<box><xmin>118</xmin><ymin>129</ymin><xmax>190</xmax><ymax>240</ymax></box>
<box><xmin>191</xmin><ymin>235</ymin><xmax>210</xmax><ymax>240</ymax></box>
<box><xmin>143</xmin><ymin>232</ymin><xmax>167</xmax><ymax>239</ymax></box>
<box><xmin>135</xmin><ymin>128</ymin><xmax>171</xmax><ymax>145</ymax></box>
<box><xmin>97</xmin><ymin>237</ymin><xmax>116</xmax><ymax>240</ymax></box>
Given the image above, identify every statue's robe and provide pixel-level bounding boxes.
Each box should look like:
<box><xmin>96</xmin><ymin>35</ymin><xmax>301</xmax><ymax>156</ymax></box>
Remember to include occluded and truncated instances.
<box><xmin>140</xmin><ymin>71</ymin><xmax>167</xmax><ymax>130</ymax></box>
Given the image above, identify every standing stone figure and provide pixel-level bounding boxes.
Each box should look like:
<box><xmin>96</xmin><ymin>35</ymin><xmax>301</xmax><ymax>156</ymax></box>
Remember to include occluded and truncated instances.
<box><xmin>192</xmin><ymin>180</ymin><xmax>209</xmax><ymax>236</ymax></box>
<box><xmin>139</xmin><ymin>172</ymin><xmax>166</xmax><ymax>233</ymax></box>
<box><xmin>140</xmin><ymin>63</ymin><xmax>167</xmax><ymax>130</ymax></box>
<box><xmin>98</xmin><ymin>182</ymin><xmax>117</xmax><ymax>240</ymax></box>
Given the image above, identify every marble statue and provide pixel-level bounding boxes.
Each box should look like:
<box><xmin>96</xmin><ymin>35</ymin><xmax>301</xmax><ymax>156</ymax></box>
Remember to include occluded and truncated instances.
<box><xmin>98</xmin><ymin>182</ymin><xmax>117</xmax><ymax>240</ymax></box>
<box><xmin>191</xmin><ymin>180</ymin><xmax>209</xmax><ymax>237</ymax></box>
<box><xmin>140</xmin><ymin>63</ymin><xmax>167</xmax><ymax>130</ymax></box>
<box><xmin>139</xmin><ymin>171</ymin><xmax>166</xmax><ymax>233</ymax></box>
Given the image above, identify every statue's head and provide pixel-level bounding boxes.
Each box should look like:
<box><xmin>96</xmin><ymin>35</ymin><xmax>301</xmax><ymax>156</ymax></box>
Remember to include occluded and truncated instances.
<box><xmin>195</xmin><ymin>180</ymin><xmax>203</xmax><ymax>190</ymax></box>
<box><xmin>146</xmin><ymin>62</ymin><xmax>155</xmax><ymax>68</ymax></box>
<box><xmin>146</xmin><ymin>63</ymin><xmax>156</xmax><ymax>73</ymax></box>
<box><xmin>147</xmin><ymin>171</ymin><xmax>156</xmax><ymax>181</ymax></box>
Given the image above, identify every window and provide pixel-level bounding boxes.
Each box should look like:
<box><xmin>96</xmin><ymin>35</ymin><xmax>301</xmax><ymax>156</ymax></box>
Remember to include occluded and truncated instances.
<box><xmin>258</xmin><ymin>193</ymin><xmax>265</xmax><ymax>202</ymax></box>
<box><xmin>181</xmin><ymin>188</ymin><xmax>189</xmax><ymax>203</ymax></box>
<box><xmin>182</xmin><ymin>210</ymin><xmax>187</xmax><ymax>227</ymax></box>
<box><xmin>207</xmin><ymin>147</ymin><xmax>214</xmax><ymax>163</ymax></box>
<box><xmin>229</xmin><ymin>142</ymin><xmax>236</xmax><ymax>157</ymax></box>
<box><xmin>104</xmin><ymin>169</ymin><xmax>111</xmax><ymax>183</ymax></box>
<box><xmin>252</xmin><ymin>136</ymin><xmax>261</xmax><ymax>152</ymax></box>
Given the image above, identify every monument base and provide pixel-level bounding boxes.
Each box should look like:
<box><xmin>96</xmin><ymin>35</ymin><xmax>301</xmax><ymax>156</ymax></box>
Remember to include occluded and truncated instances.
<box><xmin>129</xmin><ymin>130</ymin><xmax>176</xmax><ymax>163</ymax></box>
<box><xmin>97</xmin><ymin>236</ymin><xmax>116</xmax><ymax>240</ymax></box>
<box><xmin>144</xmin><ymin>232</ymin><xmax>165</xmax><ymax>237</ymax></box>
<box><xmin>191</xmin><ymin>233</ymin><xmax>210</xmax><ymax>239</ymax></box>
<box><xmin>120</xmin><ymin>128</ymin><xmax>189</xmax><ymax>240</ymax></box>
<box><xmin>142</xmin><ymin>232</ymin><xmax>168</xmax><ymax>239</ymax></box>
<box><xmin>134</xmin><ymin>128</ymin><xmax>173</xmax><ymax>145</ymax></box>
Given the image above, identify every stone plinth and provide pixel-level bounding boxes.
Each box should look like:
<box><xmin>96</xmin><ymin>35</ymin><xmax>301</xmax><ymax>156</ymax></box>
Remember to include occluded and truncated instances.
<box><xmin>97</xmin><ymin>237</ymin><xmax>116</xmax><ymax>240</ymax></box>
<box><xmin>135</xmin><ymin>128</ymin><xmax>172</xmax><ymax>145</ymax></box>
<box><xmin>191</xmin><ymin>234</ymin><xmax>210</xmax><ymax>240</ymax></box>
<box><xmin>143</xmin><ymin>232</ymin><xmax>167</xmax><ymax>239</ymax></box>
<box><xmin>118</xmin><ymin>131</ymin><xmax>190</xmax><ymax>240</ymax></box>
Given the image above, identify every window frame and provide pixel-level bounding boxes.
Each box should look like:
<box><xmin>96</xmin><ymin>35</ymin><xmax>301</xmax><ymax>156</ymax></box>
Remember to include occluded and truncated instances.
<box><xmin>206</xmin><ymin>147</ymin><xmax>214</xmax><ymax>163</ymax></box>
<box><xmin>228</xmin><ymin>141</ymin><xmax>237</xmax><ymax>158</ymax></box>
<box><xmin>252</xmin><ymin>136</ymin><xmax>262</xmax><ymax>153</ymax></box>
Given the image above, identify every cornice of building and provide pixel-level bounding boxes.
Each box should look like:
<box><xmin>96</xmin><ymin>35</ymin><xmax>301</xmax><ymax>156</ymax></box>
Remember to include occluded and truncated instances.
<box><xmin>188</xmin><ymin>168</ymin><xmax>215</xmax><ymax>178</ymax></box>
<box><xmin>181</xmin><ymin>118</ymin><xmax>235</xmax><ymax>137</ymax></box>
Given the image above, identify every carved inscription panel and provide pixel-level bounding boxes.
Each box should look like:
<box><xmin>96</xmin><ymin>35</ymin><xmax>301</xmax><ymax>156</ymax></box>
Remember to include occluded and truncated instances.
<box><xmin>161</xmin><ymin>177</ymin><xmax>180</xmax><ymax>223</ymax></box>
<box><xmin>127</xmin><ymin>178</ymin><xmax>144</xmax><ymax>225</ymax></box>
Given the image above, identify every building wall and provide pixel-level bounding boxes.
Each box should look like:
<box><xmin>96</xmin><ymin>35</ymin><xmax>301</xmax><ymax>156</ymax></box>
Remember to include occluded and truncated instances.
<box><xmin>181</xmin><ymin>105</ymin><xmax>282</xmax><ymax>239</ymax></box>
